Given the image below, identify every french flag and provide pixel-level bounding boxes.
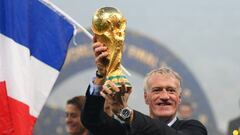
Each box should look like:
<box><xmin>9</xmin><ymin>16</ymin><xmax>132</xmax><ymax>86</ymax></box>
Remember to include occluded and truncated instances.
<box><xmin>0</xmin><ymin>0</ymin><xmax>74</xmax><ymax>134</ymax></box>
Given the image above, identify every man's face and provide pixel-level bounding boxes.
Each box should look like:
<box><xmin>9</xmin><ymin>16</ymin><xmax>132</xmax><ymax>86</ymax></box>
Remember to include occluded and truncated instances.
<box><xmin>65</xmin><ymin>104</ymin><xmax>84</xmax><ymax>135</ymax></box>
<box><xmin>144</xmin><ymin>74</ymin><xmax>181</xmax><ymax>120</ymax></box>
<box><xmin>178</xmin><ymin>104</ymin><xmax>193</xmax><ymax>119</ymax></box>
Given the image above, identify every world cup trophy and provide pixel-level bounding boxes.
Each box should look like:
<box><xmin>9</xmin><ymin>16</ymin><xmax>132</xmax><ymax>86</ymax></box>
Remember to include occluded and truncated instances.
<box><xmin>92</xmin><ymin>7</ymin><xmax>131</xmax><ymax>88</ymax></box>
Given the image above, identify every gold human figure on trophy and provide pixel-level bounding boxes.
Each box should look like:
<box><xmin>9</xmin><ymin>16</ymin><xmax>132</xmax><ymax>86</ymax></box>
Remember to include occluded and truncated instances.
<box><xmin>92</xmin><ymin>7</ymin><xmax>131</xmax><ymax>88</ymax></box>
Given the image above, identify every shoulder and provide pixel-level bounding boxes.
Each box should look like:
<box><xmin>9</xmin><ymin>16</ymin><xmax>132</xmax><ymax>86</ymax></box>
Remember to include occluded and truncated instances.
<box><xmin>230</xmin><ymin>116</ymin><xmax>240</xmax><ymax>123</ymax></box>
<box><xmin>179</xmin><ymin>119</ymin><xmax>204</xmax><ymax>124</ymax></box>
<box><xmin>177</xmin><ymin>119</ymin><xmax>206</xmax><ymax>127</ymax></box>
<box><xmin>229</xmin><ymin>116</ymin><xmax>240</xmax><ymax>127</ymax></box>
<box><xmin>174</xmin><ymin>119</ymin><xmax>207</xmax><ymax>135</ymax></box>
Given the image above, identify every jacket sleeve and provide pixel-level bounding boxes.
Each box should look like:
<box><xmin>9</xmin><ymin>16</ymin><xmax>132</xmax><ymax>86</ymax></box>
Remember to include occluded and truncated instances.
<box><xmin>131</xmin><ymin>110</ymin><xmax>207</xmax><ymax>135</ymax></box>
<box><xmin>81</xmin><ymin>85</ymin><xmax>128</xmax><ymax>135</ymax></box>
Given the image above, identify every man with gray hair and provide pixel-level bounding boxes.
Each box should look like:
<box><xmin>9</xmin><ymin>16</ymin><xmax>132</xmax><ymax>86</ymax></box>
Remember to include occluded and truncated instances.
<box><xmin>81</xmin><ymin>36</ymin><xmax>207</xmax><ymax>135</ymax></box>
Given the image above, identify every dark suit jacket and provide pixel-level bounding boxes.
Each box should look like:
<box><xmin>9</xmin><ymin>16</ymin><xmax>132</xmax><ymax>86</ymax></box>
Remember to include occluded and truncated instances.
<box><xmin>131</xmin><ymin>111</ymin><xmax>207</xmax><ymax>135</ymax></box>
<box><xmin>81</xmin><ymin>87</ymin><xmax>128</xmax><ymax>135</ymax></box>
<box><xmin>81</xmin><ymin>86</ymin><xmax>207</xmax><ymax>135</ymax></box>
<box><xmin>228</xmin><ymin>116</ymin><xmax>240</xmax><ymax>135</ymax></box>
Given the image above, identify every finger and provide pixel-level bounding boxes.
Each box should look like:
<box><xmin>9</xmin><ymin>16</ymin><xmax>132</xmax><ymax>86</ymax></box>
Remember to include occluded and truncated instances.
<box><xmin>101</xmin><ymin>91</ymin><xmax>113</xmax><ymax>103</ymax></box>
<box><xmin>95</xmin><ymin>52</ymin><xmax>108</xmax><ymax>64</ymax></box>
<box><xmin>120</xmin><ymin>83</ymin><xmax>127</xmax><ymax>95</ymax></box>
<box><xmin>126</xmin><ymin>86</ymin><xmax>132</xmax><ymax>94</ymax></box>
<box><xmin>100</xmin><ymin>91</ymin><xmax>107</xmax><ymax>98</ymax></box>
<box><xmin>95</xmin><ymin>50</ymin><xmax>108</xmax><ymax>59</ymax></box>
<box><xmin>93</xmin><ymin>42</ymin><xmax>105</xmax><ymax>53</ymax></box>
<box><xmin>94</xmin><ymin>46</ymin><xmax>108</xmax><ymax>56</ymax></box>
<box><xmin>92</xmin><ymin>41</ymin><xmax>102</xmax><ymax>49</ymax></box>
<box><xmin>93</xmin><ymin>45</ymin><xmax>108</xmax><ymax>60</ymax></box>
<box><xmin>106</xmin><ymin>81</ymin><xmax>120</xmax><ymax>92</ymax></box>
<box><xmin>103</xmin><ymin>84</ymin><xmax>115</xmax><ymax>95</ymax></box>
<box><xmin>93</xmin><ymin>42</ymin><xmax>106</xmax><ymax>51</ymax></box>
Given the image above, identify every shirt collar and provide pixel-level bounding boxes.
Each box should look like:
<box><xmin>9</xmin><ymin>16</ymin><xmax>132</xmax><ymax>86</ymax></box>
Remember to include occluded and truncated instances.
<box><xmin>167</xmin><ymin>116</ymin><xmax>177</xmax><ymax>127</ymax></box>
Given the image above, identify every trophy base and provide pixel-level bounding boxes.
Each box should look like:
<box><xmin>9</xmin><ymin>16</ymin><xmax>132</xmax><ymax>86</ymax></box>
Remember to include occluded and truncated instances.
<box><xmin>107</xmin><ymin>75</ymin><xmax>131</xmax><ymax>88</ymax></box>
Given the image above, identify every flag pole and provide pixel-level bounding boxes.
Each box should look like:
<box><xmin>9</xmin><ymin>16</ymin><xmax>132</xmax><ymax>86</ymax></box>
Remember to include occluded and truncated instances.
<box><xmin>41</xmin><ymin>0</ymin><xmax>92</xmax><ymax>39</ymax></box>
<box><xmin>41</xmin><ymin>0</ymin><xmax>131</xmax><ymax>76</ymax></box>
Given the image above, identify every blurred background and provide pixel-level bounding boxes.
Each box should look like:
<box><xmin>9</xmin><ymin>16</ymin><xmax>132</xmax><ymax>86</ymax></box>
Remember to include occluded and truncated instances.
<box><xmin>34</xmin><ymin>0</ymin><xmax>240</xmax><ymax>135</ymax></box>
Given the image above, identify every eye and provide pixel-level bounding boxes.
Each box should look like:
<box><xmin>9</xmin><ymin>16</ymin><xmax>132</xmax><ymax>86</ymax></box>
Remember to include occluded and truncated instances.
<box><xmin>151</xmin><ymin>87</ymin><xmax>162</xmax><ymax>93</ymax></box>
<box><xmin>71</xmin><ymin>113</ymin><xmax>78</xmax><ymax>118</ymax></box>
<box><xmin>166</xmin><ymin>87</ymin><xmax>176</xmax><ymax>93</ymax></box>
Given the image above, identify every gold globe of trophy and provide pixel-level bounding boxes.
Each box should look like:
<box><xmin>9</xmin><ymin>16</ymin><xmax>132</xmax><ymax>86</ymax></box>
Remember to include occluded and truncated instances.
<box><xmin>92</xmin><ymin>7</ymin><xmax>131</xmax><ymax>88</ymax></box>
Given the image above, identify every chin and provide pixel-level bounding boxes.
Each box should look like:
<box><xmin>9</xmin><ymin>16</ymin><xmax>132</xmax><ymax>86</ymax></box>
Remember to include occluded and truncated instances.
<box><xmin>155</xmin><ymin>110</ymin><xmax>175</xmax><ymax>118</ymax></box>
<box><xmin>69</xmin><ymin>131</ymin><xmax>79</xmax><ymax>135</ymax></box>
<box><xmin>67</xmin><ymin>128</ymin><xmax>76</xmax><ymax>134</ymax></box>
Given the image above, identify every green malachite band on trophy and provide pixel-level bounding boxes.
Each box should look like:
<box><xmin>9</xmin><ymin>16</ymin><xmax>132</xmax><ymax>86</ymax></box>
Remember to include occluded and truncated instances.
<box><xmin>106</xmin><ymin>82</ymin><xmax>131</xmax><ymax>88</ymax></box>
<box><xmin>106</xmin><ymin>75</ymin><xmax>131</xmax><ymax>87</ymax></box>
<box><xmin>107</xmin><ymin>75</ymin><xmax>127</xmax><ymax>80</ymax></box>
<box><xmin>114</xmin><ymin>82</ymin><xmax>131</xmax><ymax>87</ymax></box>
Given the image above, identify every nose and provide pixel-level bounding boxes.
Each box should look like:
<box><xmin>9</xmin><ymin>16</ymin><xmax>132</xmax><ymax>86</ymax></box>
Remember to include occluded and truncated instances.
<box><xmin>159</xmin><ymin>90</ymin><xmax>170</xmax><ymax>100</ymax></box>
<box><xmin>65</xmin><ymin>116</ymin><xmax>72</xmax><ymax>123</ymax></box>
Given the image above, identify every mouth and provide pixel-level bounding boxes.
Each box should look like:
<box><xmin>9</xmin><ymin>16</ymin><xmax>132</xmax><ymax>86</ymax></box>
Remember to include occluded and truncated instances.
<box><xmin>67</xmin><ymin>124</ymin><xmax>76</xmax><ymax>129</ymax></box>
<box><xmin>156</xmin><ymin>102</ymin><xmax>172</xmax><ymax>106</ymax></box>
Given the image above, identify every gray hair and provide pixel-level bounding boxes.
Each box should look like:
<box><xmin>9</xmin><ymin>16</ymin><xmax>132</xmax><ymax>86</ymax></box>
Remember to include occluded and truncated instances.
<box><xmin>143</xmin><ymin>66</ymin><xmax>182</xmax><ymax>92</ymax></box>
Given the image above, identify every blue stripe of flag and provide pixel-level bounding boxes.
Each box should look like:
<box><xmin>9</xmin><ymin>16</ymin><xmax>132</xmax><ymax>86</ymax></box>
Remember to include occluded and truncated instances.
<box><xmin>0</xmin><ymin>0</ymin><xmax>74</xmax><ymax>71</ymax></box>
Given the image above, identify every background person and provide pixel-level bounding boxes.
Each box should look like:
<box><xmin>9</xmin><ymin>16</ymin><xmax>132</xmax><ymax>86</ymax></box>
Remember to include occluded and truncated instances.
<box><xmin>228</xmin><ymin>99</ymin><xmax>240</xmax><ymax>135</ymax></box>
<box><xmin>65</xmin><ymin>96</ymin><xmax>89</xmax><ymax>135</ymax></box>
<box><xmin>178</xmin><ymin>102</ymin><xmax>193</xmax><ymax>120</ymax></box>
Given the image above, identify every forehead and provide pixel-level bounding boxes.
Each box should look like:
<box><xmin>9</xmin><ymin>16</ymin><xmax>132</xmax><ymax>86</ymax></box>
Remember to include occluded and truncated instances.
<box><xmin>147</xmin><ymin>73</ymin><xmax>180</xmax><ymax>88</ymax></box>
<box><xmin>65</xmin><ymin>104</ymin><xmax>80</xmax><ymax>113</ymax></box>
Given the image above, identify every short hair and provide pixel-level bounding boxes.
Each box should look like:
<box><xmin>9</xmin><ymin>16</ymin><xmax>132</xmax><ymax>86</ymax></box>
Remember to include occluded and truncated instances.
<box><xmin>143</xmin><ymin>66</ymin><xmax>182</xmax><ymax>92</ymax></box>
<box><xmin>66</xmin><ymin>96</ymin><xmax>85</xmax><ymax>110</ymax></box>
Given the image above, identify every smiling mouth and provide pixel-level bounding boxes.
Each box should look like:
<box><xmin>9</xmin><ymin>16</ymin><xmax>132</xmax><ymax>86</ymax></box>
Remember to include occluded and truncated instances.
<box><xmin>157</xmin><ymin>102</ymin><xmax>172</xmax><ymax>106</ymax></box>
<box><xmin>67</xmin><ymin>124</ymin><xmax>76</xmax><ymax>129</ymax></box>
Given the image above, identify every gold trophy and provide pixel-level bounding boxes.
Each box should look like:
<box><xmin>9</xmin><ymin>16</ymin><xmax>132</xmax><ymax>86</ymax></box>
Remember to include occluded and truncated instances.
<box><xmin>92</xmin><ymin>7</ymin><xmax>131</xmax><ymax>88</ymax></box>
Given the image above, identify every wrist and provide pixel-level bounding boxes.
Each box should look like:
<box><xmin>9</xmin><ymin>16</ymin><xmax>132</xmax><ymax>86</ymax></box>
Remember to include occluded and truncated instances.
<box><xmin>94</xmin><ymin>70</ymin><xmax>106</xmax><ymax>85</ymax></box>
<box><xmin>96</xmin><ymin>69</ymin><xmax>106</xmax><ymax>77</ymax></box>
<box><xmin>96</xmin><ymin>70</ymin><xmax>104</xmax><ymax>78</ymax></box>
<box><xmin>114</xmin><ymin>106</ymin><xmax>133</xmax><ymax>124</ymax></box>
<box><xmin>94</xmin><ymin>77</ymin><xmax>105</xmax><ymax>85</ymax></box>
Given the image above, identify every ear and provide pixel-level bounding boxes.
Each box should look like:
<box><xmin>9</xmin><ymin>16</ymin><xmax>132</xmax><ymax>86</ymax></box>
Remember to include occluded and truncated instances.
<box><xmin>178</xmin><ymin>91</ymin><xmax>182</xmax><ymax>105</ymax></box>
<box><xmin>144</xmin><ymin>92</ymin><xmax>149</xmax><ymax>105</ymax></box>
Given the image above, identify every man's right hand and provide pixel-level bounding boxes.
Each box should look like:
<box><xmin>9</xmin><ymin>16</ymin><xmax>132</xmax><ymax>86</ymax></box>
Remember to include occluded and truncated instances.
<box><xmin>93</xmin><ymin>35</ymin><xmax>108</xmax><ymax>84</ymax></box>
<box><xmin>100</xmin><ymin>80</ymin><xmax>132</xmax><ymax>115</ymax></box>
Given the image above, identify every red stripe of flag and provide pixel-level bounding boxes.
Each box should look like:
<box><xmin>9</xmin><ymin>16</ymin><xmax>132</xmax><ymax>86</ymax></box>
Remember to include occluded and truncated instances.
<box><xmin>0</xmin><ymin>81</ymin><xmax>36</xmax><ymax>135</ymax></box>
